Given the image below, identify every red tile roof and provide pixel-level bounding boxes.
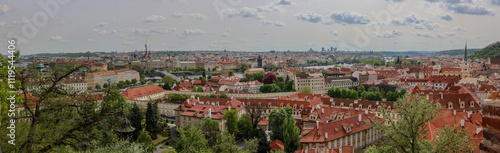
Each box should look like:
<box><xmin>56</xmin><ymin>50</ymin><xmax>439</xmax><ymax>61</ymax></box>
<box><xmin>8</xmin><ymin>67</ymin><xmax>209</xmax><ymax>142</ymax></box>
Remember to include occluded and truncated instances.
<box><xmin>300</xmin><ymin>113</ymin><xmax>382</xmax><ymax>143</ymax></box>
<box><xmin>121</xmin><ymin>84</ymin><xmax>166</xmax><ymax>99</ymax></box>
<box><xmin>270</xmin><ymin>139</ymin><xmax>285</xmax><ymax>151</ymax></box>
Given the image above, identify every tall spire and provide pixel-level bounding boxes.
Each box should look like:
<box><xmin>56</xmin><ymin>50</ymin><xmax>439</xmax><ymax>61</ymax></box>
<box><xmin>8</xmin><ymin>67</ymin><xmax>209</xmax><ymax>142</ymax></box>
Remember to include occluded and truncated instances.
<box><xmin>464</xmin><ymin>41</ymin><xmax>468</xmax><ymax>63</ymax></box>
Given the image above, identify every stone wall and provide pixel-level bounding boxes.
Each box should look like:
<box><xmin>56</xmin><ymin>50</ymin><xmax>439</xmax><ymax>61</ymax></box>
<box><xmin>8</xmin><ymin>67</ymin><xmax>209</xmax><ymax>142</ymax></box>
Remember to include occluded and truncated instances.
<box><xmin>481</xmin><ymin>91</ymin><xmax>500</xmax><ymax>153</ymax></box>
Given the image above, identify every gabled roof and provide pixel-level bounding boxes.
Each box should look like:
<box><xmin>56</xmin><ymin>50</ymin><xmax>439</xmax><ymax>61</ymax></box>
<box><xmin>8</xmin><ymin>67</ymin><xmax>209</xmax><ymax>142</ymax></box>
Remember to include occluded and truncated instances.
<box><xmin>270</xmin><ymin>139</ymin><xmax>284</xmax><ymax>151</ymax></box>
<box><xmin>121</xmin><ymin>84</ymin><xmax>166</xmax><ymax>99</ymax></box>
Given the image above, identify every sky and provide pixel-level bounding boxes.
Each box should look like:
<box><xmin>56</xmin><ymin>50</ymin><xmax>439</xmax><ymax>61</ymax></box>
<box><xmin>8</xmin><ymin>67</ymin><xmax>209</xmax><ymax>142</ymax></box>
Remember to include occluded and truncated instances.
<box><xmin>1</xmin><ymin>0</ymin><xmax>499</xmax><ymax>55</ymax></box>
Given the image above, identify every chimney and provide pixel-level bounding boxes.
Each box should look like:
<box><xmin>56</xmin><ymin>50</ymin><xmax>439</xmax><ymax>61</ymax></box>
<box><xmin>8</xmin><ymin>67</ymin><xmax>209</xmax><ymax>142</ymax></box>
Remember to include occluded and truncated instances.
<box><xmin>228</xmin><ymin>106</ymin><xmax>231</xmax><ymax>111</ymax></box>
<box><xmin>453</xmin><ymin>110</ymin><xmax>456</xmax><ymax>116</ymax></box>
<box><xmin>322</xmin><ymin>108</ymin><xmax>324</xmax><ymax>114</ymax></box>
<box><xmin>197</xmin><ymin>97</ymin><xmax>200</xmax><ymax>101</ymax></box>
<box><xmin>365</xmin><ymin>110</ymin><xmax>368</xmax><ymax>115</ymax></box>
<box><xmin>441</xmin><ymin>93</ymin><xmax>443</xmax><ymax>100</ymax></box>
<box><xmin>187</xmin><ymin>99</ymin><xmax>190</xmax><ymax>104</ymax></box>
<box><xmin>460</xmin><ymin>118</ymin><xmax>465</xmax><ymax>127</ymax></box>
<box><xmin>459</xmin><ymin>98</ymin><xmax>461</xmax><ymax>103</ymax></box>
<box><xmin>207</xmin><ymin>108</ymin><xmax>212</xmax><ymax>119</ymax></box>
<box><xmin>467</xmin><ymin>112</ymin><xmax>471</xmax><ymax>118</ymax></box>
<box><xmin>325</xmin><ymin>132</ymin><xmax>328</xmax><ymax>140</ymax></box>
<box><xmin>426</xmin><ymin>94</ymin><xmax>429</xmax><ymax>100</ymax></box>
<box><xmin>358</xmin><ymin>114</ymin><xmax>362</xmax><ymax>122</ymax></box>
<box><xmin>316</xmin><ymin>121</ymin><xmax>319</xmax><ymax>129</ymax></box>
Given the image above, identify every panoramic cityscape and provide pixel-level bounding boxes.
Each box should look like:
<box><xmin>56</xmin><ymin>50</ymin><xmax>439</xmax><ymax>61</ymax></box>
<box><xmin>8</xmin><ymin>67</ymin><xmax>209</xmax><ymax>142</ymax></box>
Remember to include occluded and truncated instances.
<box><xmin>1</xmin><ymin>0</ymin><xmax>500</xmax><ymax>153</ymax></box>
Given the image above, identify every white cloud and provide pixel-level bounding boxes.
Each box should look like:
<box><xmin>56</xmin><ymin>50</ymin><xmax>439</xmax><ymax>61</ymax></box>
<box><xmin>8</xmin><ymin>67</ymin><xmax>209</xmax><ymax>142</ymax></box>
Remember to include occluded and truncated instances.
<box><xmin>123</xmin><ymin>41</ymin><xmax>134</xmax><ymax>45</ymax></box>
<box><xmin>51</xmin><ymin>36</ymin><xmax>68</xmax><ymax>42</ymax></box>
<box><xmin>329</xmin><ymin>11</ymin><xmax>371</xmax><ymax>25</ymax></box>
<box><xmin>172</xmin><ymin>12</ymin><xmax>184</xmax><ymax>18</ymax></box>
<box><xmin>277</xmin><ymin>0</ymin><xmax>292</xmax><ymax>5</ymax></box>
<box><xmin>377</xmin><ymin>30</ymin><xmax>403</xmax><ymax>38</ymax></box>
<box><xmin>143</xmin><ymin>15</ymin><xmax>166</xmax><ymax>22</ymax></box>
<box><xmin>0</xmin><ymin>4</ymin><xmax>11</xmax><ymax>15</ymax></box>
<box><xmin>445</xmin><ymin>3</ymin><xmax>494</xmax><ymax>16</ymax></box>
<box><xmin>440</xmin><ymin>14</ymin><xmax>453</xmax><ymax>21</ymax></box>
<box><xmin>191</xmin><ymin>13</ymin><xmax>207</xmax><ymax>21</ymax></box>
<box><xmin>95</xmin><ymin>22</ymin><xmax>108</xmax><ymax>28</ymax></box>
<box><xmin>132</xmin><ymin>28</ymin><xmax>176</xmax><ymax>36</ymax></box>
<box><xmin>182</xmin><ymin>29</ymin><xmax>205</xmax><ymax>35</ymax></box>
<box><xmin>330</xmin><ymin>31</ymin><xmax>339</xmax><ymax>36</ymax></box>
<box><xmin>454</xmin><ymin>27</ymin><xmax>467</xmax><ymax>31</ymax></box>
<box><xmin>295</xmin><ymin>11</ymin><xmax>322</xmax><ymax>23</ymax></box>
<box><xmin>261</xmin><ymin>20</ymin><xmax>273</xmax><ymax>25</ymax></box>
<box><xmin>274</xmin><ymin>21</ymin><xmax>285</xmax><ymax>27</ymax></box>
<box><xmin>226</xmin><ymin>7</ymin><xmax>264</xmax><ymax>19</ymax></box>
<box><xmin>392</xmin><ymin>15</ymin><xmax>438</xmax><ymax>30</ymax></box>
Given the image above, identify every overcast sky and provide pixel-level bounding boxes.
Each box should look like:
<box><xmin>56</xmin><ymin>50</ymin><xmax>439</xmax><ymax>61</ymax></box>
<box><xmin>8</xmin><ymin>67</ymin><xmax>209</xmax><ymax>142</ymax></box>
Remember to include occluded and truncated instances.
<box><xmin>1</xmin><ymin>0</ymin><xmax>499</xmax><ymax>55</ymax></box>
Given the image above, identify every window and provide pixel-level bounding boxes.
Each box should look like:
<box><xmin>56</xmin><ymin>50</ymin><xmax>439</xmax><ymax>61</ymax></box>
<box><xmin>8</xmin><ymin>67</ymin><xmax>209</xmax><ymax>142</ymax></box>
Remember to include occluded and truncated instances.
<box><xmin>448</xmin><ymin>102</ymin><xmax>453</xmax><ymax>109</ymax></box>
<box><xmin>280</xmin><ymin>103</ymin><xmax>283</xmax><ymax>108</ymax></box>
<box><xmin>368</xmin><ymin>105</ymin><xmax>372</xmax><ymax>110</ymax></box>
<box><xmin>460</xmin><ymin>102</ymin><xmax>465</xmax><ymax>108</ymax></box>
<box><xmin>470</xmin><ymin>101</ymin><xmax>474</xmax><ymax>107</ymax></box>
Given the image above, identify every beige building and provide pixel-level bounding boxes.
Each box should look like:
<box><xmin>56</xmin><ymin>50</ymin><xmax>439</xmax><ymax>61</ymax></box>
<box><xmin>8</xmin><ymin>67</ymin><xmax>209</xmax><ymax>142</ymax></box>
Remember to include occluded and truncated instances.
<box><xmin>294</xmin><ymin>73</ymin><xmax>325</xmax><ymax>91</ymax></box>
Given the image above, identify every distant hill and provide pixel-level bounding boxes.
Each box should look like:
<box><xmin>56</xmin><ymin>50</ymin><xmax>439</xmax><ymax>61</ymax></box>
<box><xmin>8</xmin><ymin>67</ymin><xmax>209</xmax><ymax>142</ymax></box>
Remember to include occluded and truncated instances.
<box><xmin>470</xmin><ymin>42</ymin><xmax>500</xmax><ymax>59</ymax></box>
<box><xmin>435</xmin><ymin>48</ymin><xmax>480</xmax><ymax>56</ymax></box>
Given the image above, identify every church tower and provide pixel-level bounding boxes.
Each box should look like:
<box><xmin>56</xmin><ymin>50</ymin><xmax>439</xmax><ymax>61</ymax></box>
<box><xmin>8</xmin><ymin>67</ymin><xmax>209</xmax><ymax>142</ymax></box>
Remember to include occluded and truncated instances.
<box><xmin>461</xmin><ymin>41</ymin><xmax>470</xmax><ymax>78</ymax></box>
<box><xmin>257</xmin><ymin>55</ymin><xmax>262</xmax><ymax>68</ymax></box>
<box><xmin>395</xmin><ymin>56</ymin><xmax>402</xmax><ymax>70</ymax></box>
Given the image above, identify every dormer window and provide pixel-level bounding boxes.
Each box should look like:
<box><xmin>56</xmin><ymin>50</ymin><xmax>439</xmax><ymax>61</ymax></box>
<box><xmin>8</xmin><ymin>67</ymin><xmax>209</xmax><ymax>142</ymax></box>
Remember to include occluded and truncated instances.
<box><xmin>293</xmin><ymin>104</ymin><xmax>297</xmax><ymax>109</ymax></box>
<box><xmin>268</xmin><ymin>103</ymin><xmax>271</xmax><ymax>108</ymax></box>
<box><xmin>387</xmin><ymin>106</ymin><xmax>391</xmax><ymax>111</ymax></box>
<box><xmin>280</xmin><ymin>103</ymin><xmax>283</xmax><ymax>108</ymax></box>
<box><xmin>349</xmin><ymin>104</ymin><xmax>353</xmax><ymax>109</ymax></box>
<box><xmin>358</xmin><ymin>104</ymin><xmax>363</xmax><ymax>109</ymax></box>
<box><xmin>368</xmin><ymin>105</ymin><xmax>372</xmax><ymax>110</ymax></box>
<box><xmin>300</xmin><ymin>105</ymin><xmax>304</xmax><ymax>110</ymax></box>
<box><xmin>258</xmin><ymin>102</ymin><xmax>262</xmax><ymax>107</ymax></box>
<box><xmin>332</xmin><ymin>103</ymin><xmax>336</xmax><ymax>107</ymax></box>
<box><xmin>448</xmin><ymin>102</ymin><xmax>453</xmax><ymax>109</ymax></box>
<box><xmin>460</xmin><ymin>102</ymin><xmax>465</xmax><ymax>108</ymax></box>
<box><xmin>340</xmin><ymin>103</ymin><xmax>344</xmax><ymax>107</ymax></box>
<box><xmin>470</xmin><ymin>101</ymin><xmax>474</xmax><ymax>107</ymax></box>
<box><xmin>310</xmin><ymin>115</ymin><xmax>316</xmax><ymax>120</ymax></box>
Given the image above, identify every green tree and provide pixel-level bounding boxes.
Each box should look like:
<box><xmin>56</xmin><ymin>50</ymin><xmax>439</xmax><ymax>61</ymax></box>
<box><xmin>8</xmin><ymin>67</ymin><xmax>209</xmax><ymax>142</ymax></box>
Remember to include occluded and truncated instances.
<box><xmin>349</xmin><ymin>90</ymin><xmax>359</xmax><ymax>100</ymax></box>
<box><xmin>212</xmin><ymin>67</ymin><xmax>217</xmax><ymax>71</ymax></box>
<box><xmin>285</xmin><ymin>80</ymin><xmax>295</xmax><ymax>92</ymax></box>
<box><xmin>228</xmin><ymin>70</ymin><xmax>234</xmax><ymax>76</ymax></box>
<box><xmin>95</xmin><ymin>84</ymin><xmax>101</xmax><ymax>90</ymax></box>
<box><xmin>202</xmin><ymin>118</ymin><xmax>219</xmax><ymax>132</ymax></box>
<box><xmin>130</xmin><ymin>103</ymin><xmax>143</xmax><ymax>141</ymax></box>
<box><xmin>223</xmin><ymin>109</ymin><xmax>239</xmax><ymax>135</ymax></box>
<box><xmin>131</xmin><ymin>78</ymin><xmax>138</xmax><ymax>85</ymax></box>
<box><xmin>370</xmin><ymin>95</ymin><xmax>441</xmax><ymax>153</ymax></box>
<box><xmin>163</xmin><ymin>83</ymin><xmax>171</xmax><ymax>90</ymax></box>
<box><xmin>299</xmin><ymin>86</ymin><xmax>314</xmax><ymax>94</ymax></box>
<box><xmin>175</xmin><ymin>123</ymin><xmax>212</xmax><ymax>153</ymax></box>
<box><xmin>202</xmin><ymin>71</ymin><xmax>206</xmax><ymax>78</ymax></box>
<box><xmin>357</xmin><ymin>85</ymin><xmax>365</xmax><ymax>96</ymax></box>
<box><xmin>214</xmin><ymin>131</ymin><xmax>240</xmax><ymax>153</ymax></box>
<box><xmin>333</xmin><ymin>87</ymin><xmax>341</xmax><ymax>98</ymax></box>
<box><xmin>136</xmin><ymin>131</ymin><xmax>156</xmax><ymax>153</ymax></box>
<box><xmin>268</xmin><ymin>107</ymin><xmax>293</xmax><ymax>142</ymax></box>
<box><xmin>402</xmin><ymin>60</ymin><xmax>411</xmax><ymax>66</ymax></box>
<box><xmin>340</xmin><ymin>88</ymin><xmax>348</xmax><ymax>98</ymax></box>
<box><xmin>434</xmin><ymin>125</ymin><xmax>474</xmax><ymax>153</ymax></box>
<box><xmin>327</xmin><ymin>87</ymin><xmax>336</xmax><ymax>97</ymax></box>
<box><xmin>219</xmin><ymin>93</ymin><xmax>229</xmax><ymax>98</ymax></box>
<box><xmin>282</xmin><ymin>115</ymin><xmax>301</xmax><ymax>153</ymax></box>
<box><xmin>163</xmin><ymin>75</ymin><xmax>173</xmax><ymax>85</ymax></box>
<box><xmin>145</xmin><ymin>102</ymin><xmax>161</xmax><ymax>140</ymax></box>
<box><xmin>238</xmin><ymin>115</ymin><xmax>254</xmax><ymax>139</ymax></box>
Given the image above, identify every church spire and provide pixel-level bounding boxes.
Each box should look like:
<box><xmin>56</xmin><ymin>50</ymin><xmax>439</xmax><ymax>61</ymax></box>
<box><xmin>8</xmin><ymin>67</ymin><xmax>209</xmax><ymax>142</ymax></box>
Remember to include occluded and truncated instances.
<box><xmin>464</xmin><ymin>41</ymin><xmax>468</xmax><ymax>63</ymax></box>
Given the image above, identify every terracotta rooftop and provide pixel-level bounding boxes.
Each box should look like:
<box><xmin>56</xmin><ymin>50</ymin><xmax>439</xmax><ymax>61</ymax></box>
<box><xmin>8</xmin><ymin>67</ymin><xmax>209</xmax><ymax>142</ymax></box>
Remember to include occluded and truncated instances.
<box><xmin>121</xmin><ymin>84</ymin><xmax>166</xmax><ymax>100</ymax></box>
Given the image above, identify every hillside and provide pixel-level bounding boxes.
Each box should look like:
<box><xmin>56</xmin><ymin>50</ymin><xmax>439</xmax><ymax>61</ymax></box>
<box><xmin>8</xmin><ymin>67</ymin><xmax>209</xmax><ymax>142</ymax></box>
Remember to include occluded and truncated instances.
<box><xmin>435</xmin><ymin>48</ymin><xmax>480</xmax><ymax>56</ymax></box>
<box><xmin>470</xmin><ymin>42</ymin><xmax>500</xmax><ymax>59</ymax></box>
